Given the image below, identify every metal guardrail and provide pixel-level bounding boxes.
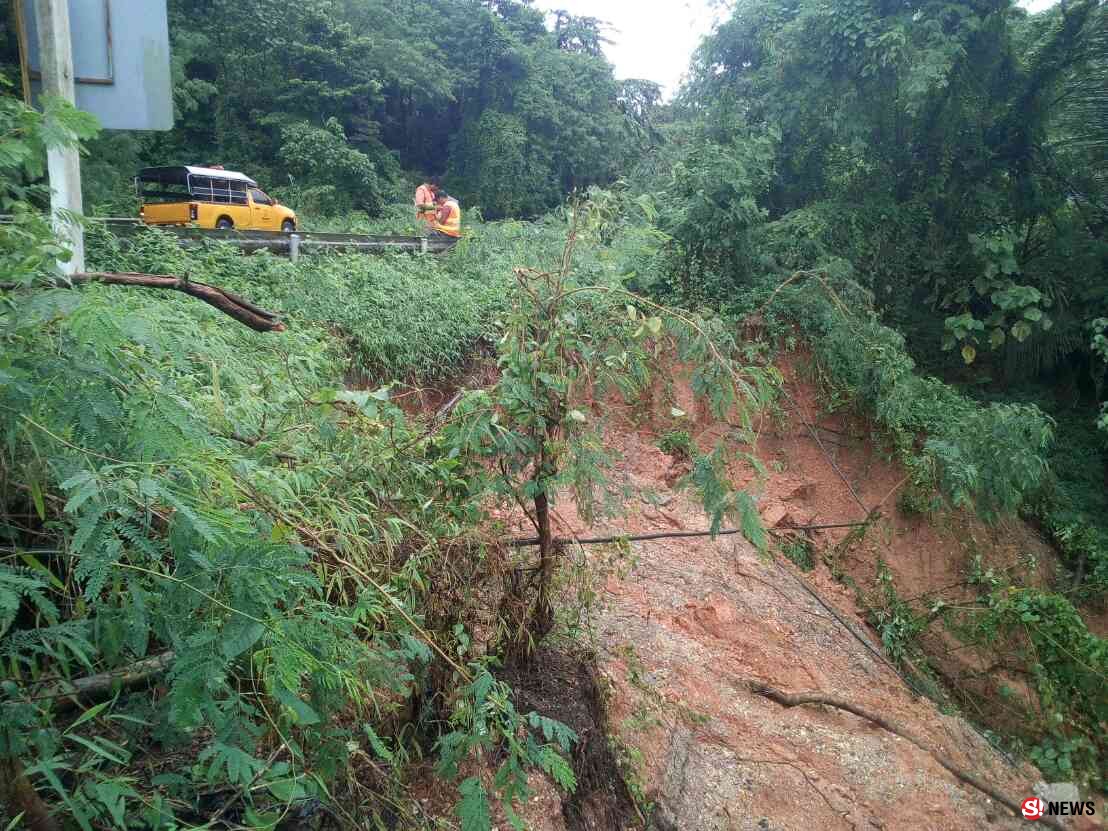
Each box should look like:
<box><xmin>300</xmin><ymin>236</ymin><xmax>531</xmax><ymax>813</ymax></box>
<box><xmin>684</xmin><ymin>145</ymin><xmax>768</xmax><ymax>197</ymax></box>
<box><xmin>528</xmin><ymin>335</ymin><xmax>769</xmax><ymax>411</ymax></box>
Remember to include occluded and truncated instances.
<box><xmin>0</xmin><ymin>216</ymin><xmax>455</xmax><ymax>257</ymax></box>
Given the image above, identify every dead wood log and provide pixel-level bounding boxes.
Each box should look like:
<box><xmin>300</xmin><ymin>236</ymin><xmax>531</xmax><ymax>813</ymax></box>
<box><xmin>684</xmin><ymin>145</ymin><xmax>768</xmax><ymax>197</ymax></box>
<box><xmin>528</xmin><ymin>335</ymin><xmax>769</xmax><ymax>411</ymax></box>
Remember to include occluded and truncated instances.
<box><xmin>0</xmin><ymin>273</ymin><xmax>285</xmax><ymax>332</ymax></box>
<box><xmin>33</xmin><ymin>651</ymin><xmax>175</xmax><ymax>712</ymax></box>
<box><xmin>72</xmin><ymin>273</ymin><xmax>285</xmax><ymax>332</ymax></box>
<box><xmin>752</xmin><ymin>684</ymin><xmax>1064</xmax><ymax>831</ymax></box>
<box><xmin>63</xmin><ymin>650</ymin><xmax>174</xmax><ymax>702</ymax></box>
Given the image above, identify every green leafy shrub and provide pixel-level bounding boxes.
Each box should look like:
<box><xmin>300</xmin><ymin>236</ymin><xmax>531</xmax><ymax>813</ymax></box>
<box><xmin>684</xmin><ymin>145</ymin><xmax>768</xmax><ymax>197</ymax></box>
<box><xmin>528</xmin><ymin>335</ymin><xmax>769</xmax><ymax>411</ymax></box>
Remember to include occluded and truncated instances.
<box><xmin>437</xmin><ymin>669</ymin><xmax>578</xmax><ymax>827</ymax></box>
<box><xmin>976</xmin><ymin>588</ymin><xmax>1108</xmax><ymax>789</ymax></box>
<box><xmin>779</xmin><ymin>537</ymin><xmax>814</xmax><ymax>571</ymax></box>
<box><xmin>1030</xmin><ymin>736</ymin><xmax>1099</xmax><ymax>785</ymax></box>
<box><xmin>925</xmin><ymin>403</ymin><xmax>1053</xmax><ymax>518</ymax></box>
<box><xmin>651</xmin><ymin>125</ymin><xmax>777</xmax><ymax>302</ymax></box>
<box><xmin>657</xmin><ymin>430</ymin><xmax>693</xmax><ymax>459</ymax></box>
<box><xmin>896</xmin><ymin>483</ymin><xmax>937</xmax><ymax>517</ymax></box>
<box><xmin>868</xmin><ymin>564</ymin><xmax>929</xmax><ymax>666</ymax></box>
<box><xmin>85</xmin><ymin>225</ymin><xmax>510</xmax><ymax>383</ymax></box>
<box><xmin>763</xmin><ymin>285</ymin><xmax>1056</xmax><ymax>520</ymax></box>
<box><xmin>1020</xmin><ymin>408</ymin><xmax>1108</xmax><ymax>598</ymax></box>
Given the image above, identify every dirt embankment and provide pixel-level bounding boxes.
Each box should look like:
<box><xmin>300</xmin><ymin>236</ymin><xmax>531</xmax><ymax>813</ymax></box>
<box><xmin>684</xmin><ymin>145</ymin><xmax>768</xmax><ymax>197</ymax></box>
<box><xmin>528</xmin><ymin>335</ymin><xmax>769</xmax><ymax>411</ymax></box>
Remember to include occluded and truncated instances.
<box><xmin>423</xmin><ymin>352</ymin><xmax>1099</xmax><ymax>830</ymax></box>
<box><xmin>548</xmin><ymin>428</ymin><xmax>1051</xmax><ymax>830</ymax></box>
<box><xmin>732</xmin><ymin>354</ymin><xmax>1092</xmax><ymax>745</ymax></box>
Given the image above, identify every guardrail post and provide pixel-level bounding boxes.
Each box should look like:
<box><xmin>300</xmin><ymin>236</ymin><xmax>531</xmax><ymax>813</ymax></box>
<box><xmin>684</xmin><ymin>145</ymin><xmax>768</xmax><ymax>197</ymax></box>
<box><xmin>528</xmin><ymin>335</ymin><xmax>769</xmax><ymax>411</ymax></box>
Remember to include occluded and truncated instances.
<box><xmin>420</xmin><ymin>237</ymin><xmax>428</xmax><ymax>255</ymax></box>
<box><xmin>289</xmin><ymin>233</ymin><xmax>301</xmax><ymax>262</ymax></box>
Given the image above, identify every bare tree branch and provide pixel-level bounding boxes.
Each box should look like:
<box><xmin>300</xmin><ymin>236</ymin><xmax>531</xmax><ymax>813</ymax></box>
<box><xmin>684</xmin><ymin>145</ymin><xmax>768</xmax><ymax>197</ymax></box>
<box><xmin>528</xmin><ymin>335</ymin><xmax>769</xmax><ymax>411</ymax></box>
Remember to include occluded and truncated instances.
<box><xmin>23</xmin><ymin>651</ymin><xmax>175</xmax><ymax>710</ymax></box>
<box><xmin>1</xmin><ymin>272</ymin><xmax>285</xmax><ymax>333</ymax></box>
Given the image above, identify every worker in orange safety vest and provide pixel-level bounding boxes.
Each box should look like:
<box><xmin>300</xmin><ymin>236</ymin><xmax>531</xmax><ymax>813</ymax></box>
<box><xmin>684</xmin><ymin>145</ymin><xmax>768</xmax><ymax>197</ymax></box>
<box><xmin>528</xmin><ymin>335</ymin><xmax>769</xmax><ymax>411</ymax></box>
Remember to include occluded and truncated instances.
<box><xmin>431</xmin><ymin>192</ymin><xmax>462</xmax><ymax>239</ymax></box>
<box><xmin>414</xmin><ymin>178</ymin><xmax>439</xmax><ymax>225</ymax></box>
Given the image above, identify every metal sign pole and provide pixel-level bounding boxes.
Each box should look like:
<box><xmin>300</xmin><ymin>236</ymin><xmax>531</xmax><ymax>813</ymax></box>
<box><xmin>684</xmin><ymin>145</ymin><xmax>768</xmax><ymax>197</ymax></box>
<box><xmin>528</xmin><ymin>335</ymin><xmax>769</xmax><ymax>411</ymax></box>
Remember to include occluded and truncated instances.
<box><xmin>34</xmin><ymin>0</ymin><xmax>85</xmax><ymax>274</ymax></box>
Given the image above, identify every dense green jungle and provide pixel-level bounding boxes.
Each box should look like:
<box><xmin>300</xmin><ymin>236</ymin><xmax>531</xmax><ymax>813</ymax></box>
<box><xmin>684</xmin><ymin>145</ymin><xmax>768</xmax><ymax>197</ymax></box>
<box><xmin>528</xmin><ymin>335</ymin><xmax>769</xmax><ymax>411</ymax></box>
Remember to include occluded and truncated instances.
<box><xmin>0</xmin><ymin>0</ymin><xmax>1106</xmax><ymax>828</ymax></box>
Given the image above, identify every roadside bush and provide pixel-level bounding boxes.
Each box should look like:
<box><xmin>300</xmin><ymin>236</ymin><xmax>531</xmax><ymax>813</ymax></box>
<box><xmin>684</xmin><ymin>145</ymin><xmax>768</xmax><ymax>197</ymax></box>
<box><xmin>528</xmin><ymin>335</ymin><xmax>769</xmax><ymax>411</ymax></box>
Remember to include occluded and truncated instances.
<box><xmin>85</xmin><ymin>224</ymin><xmax>512</xmax><ymax>383</ymax></box>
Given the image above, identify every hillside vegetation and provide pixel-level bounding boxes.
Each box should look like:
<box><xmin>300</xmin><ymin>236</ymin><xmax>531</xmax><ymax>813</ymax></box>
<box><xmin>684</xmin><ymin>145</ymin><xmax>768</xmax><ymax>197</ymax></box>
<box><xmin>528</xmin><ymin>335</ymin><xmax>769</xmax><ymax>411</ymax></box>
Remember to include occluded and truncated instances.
<box><xmin>1</xmin><ymin>0</ymin><xmax>1106</xmax><ymax>827</ymax></box>
<box><xmin>1</xmin><ymin>91</ymin><xmax>768</xmax><ymax>826</ymax></box>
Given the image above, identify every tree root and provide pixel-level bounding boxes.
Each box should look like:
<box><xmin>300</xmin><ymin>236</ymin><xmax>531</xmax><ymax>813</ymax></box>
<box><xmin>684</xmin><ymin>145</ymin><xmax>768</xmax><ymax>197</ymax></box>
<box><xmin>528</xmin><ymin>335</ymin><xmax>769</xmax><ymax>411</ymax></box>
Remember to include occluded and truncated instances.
<box><xmin>752</xmin><ymin>684</ymin><xmax>1064</xmax><ymax>831</ymax></box>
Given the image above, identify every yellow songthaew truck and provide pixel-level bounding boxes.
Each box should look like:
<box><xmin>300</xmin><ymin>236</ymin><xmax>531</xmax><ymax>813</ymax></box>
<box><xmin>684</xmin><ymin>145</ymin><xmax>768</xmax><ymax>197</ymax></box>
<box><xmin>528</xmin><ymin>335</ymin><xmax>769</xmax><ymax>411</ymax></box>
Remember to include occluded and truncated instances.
<box><xmin>136</xmin><ymin>166</ymin><xmax>297</xmax><ymax>232</ymax></box>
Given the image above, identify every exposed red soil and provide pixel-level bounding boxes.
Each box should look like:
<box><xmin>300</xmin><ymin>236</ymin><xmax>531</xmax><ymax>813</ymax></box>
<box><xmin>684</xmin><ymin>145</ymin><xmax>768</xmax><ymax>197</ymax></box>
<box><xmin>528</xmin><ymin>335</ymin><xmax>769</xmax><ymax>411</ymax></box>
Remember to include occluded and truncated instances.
<box><xmin>737</xmin><ymin>354</ymin><xmax>1069</xmax><ymax>740</ymax></box>
<box><xmin>415</xmin><ymin>350</ymin><xmax>1101</xmax><ymax>830</ymax></box>
<box><xmin>545</xmin><ymin>389</ymin><xmax>1061</xmax><ymax>829</ymax></box>
<box><xmin>353</xmin><ymin>358</ymin><xmax>500</xmax><ymax>421</ymax></box>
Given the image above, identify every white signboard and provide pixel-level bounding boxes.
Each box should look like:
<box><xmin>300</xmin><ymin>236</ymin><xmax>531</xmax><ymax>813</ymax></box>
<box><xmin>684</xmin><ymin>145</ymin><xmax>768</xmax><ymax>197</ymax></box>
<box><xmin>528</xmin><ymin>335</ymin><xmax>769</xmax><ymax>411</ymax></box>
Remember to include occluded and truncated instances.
<box><xmin>23</xmin><ymin>0</ymin><xmax>173</xmax><ymax>131</ymax></box>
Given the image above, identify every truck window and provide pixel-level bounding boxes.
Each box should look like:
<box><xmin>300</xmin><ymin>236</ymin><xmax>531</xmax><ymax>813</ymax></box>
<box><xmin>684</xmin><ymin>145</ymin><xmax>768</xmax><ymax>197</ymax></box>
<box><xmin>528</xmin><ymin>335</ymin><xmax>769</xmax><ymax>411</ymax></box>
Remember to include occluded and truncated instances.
<box><xmin>190</xmin><ymin>176</ymin><xmax>248</xmax><ymax>204</ymax></box>
<box><xmin>230</xmin><ymin>182</ymin><xmax>249</xmax><ymax>204</ymax></box>
<box><xmin>250</xmin><ymin>189</ymin><xmax>273</xmax><ymax>206</ymax></box>
<box><xmin>138</xmin><ymin>179</ymin><xmax>190</xmax><ymax>203</ymax></box>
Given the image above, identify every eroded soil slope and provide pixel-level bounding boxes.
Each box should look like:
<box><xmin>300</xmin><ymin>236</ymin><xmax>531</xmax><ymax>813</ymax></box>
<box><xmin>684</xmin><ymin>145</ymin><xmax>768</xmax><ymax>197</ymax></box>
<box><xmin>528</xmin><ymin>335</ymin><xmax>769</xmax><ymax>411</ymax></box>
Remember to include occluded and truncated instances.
<box><xmin>558</xmin><ymin>435</ymin><xmax>1045</xmax><ymax>830</ymax></box>
<box><xmin>424</xmin><ymin>353</ymin><xmax>1095</xmax><ymax>830</ymax></box>
<box><xmin>544</xmin><ymin>355</ymin><xmax>1084</xmax><ymax>830</ymax></box>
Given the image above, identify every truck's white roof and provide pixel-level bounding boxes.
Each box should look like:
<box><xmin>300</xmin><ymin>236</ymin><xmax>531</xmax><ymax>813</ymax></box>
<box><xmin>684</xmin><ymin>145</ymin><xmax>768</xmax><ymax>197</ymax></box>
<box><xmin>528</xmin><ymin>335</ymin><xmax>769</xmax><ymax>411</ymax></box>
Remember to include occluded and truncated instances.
<box><xmin>137</xmin><ymin>166</ymin><xmax>258</xmax><ymax>186</ymax></box>
<box><xmin>183</xmin><ymin>166</ymin><xmax>256</xmax><ymax>184</ymax></box>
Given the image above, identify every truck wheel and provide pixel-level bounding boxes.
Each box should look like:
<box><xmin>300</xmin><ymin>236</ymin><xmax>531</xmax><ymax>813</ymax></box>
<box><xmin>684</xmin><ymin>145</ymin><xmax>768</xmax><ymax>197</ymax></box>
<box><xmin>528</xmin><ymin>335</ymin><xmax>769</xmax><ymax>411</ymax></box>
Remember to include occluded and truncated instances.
<box><xmin>216</xmin><ymin>217</ymin><xmax>233</xmax><ymax>230</ymax></box>
<box><xmin>281</xmin><ymin>220</ymin><xmax>295</xmax><ymax>233</ymax></box>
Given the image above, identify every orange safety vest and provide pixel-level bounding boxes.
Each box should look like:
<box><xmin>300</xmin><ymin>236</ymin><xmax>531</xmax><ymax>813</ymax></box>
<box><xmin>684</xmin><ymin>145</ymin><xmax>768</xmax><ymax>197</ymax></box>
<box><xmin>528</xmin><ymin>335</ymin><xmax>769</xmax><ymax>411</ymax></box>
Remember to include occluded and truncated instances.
<box><xmin>433</xmin><ymin>199</ymin><xmax>462</xmax><ymax>238</ymax></box>
<box><xmin>415</xmin><ymin>184</ymin><xmax>437</xmax><ymax>222</ymax></box>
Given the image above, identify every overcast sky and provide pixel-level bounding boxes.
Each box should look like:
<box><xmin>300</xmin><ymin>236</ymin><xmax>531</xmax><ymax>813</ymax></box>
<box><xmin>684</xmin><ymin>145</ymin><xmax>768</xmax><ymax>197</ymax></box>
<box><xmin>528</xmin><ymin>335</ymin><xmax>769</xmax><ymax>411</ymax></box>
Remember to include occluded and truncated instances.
<box><xmin>545</xmin><ymin>0</ymin><xmax>1061</xmax><ymax>98</ymax></box>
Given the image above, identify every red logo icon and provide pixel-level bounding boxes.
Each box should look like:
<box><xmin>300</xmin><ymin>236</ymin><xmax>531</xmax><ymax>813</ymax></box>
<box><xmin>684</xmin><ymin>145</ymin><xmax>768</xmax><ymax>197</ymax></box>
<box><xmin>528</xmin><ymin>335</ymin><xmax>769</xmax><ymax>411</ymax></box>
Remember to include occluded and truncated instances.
<box><xmin>1022</xmin><ymin>798</ymin><xmax>1045</xmax><ymax>821</ymax></box>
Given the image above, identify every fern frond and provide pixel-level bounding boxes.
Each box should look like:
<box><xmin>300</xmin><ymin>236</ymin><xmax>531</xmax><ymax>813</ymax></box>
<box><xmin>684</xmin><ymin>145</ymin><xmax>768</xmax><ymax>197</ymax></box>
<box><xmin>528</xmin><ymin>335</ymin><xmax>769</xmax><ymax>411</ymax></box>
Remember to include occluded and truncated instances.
<box><xmin>456</xmin><ymin>777</ymin><xmax>491</xmax><ymax>831</ymax></box>
<box><xmin>536</xmin><ymin>745</ymin><xmax>576</xmax><ymax>792</ymax></box>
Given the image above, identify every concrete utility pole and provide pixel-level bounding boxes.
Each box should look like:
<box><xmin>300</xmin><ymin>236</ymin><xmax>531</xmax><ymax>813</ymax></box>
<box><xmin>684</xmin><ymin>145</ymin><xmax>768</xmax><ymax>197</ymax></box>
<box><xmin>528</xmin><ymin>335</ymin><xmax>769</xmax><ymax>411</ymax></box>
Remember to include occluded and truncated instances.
<box><xmin>34</xmin><ymin>0</ymin><xmax>85</xmax><ymax>274</ymax></box>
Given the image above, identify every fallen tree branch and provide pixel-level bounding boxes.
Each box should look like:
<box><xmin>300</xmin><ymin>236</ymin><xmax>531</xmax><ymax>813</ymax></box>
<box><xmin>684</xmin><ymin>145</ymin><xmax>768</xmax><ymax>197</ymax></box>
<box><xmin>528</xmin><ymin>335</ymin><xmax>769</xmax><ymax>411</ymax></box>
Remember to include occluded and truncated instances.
<box><xmin>30</xmin><ymin>651</ymin><xmax>175</xmax><ymax>711</ymax></box>
<box><xmin>435</xmin><ymin>390</ymin><xmax>465</xmax><ymax>423</ymax></box>
<box><xmin>74</xmin><ymin>273</ymin><xmax>285</xmax><ymax>332</ymax></box>
<box><xmin>753</xmin><ymin>269</ymin><xmax>828</xmax><ymax>318</ymax></box>
<box><xmin>752</xmin><ymin>684</ymin><xmax>1064</xmax><ymax>831</ymax></box>
<box><xmin>509</xmin><ymin>521</ymin><xmax>868</xmax><ymax>548</ymax></box>
<box><xmin>1</xmin><ymin>272</ymin><xmax>285</xmax><ymax>333</ymax></box>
